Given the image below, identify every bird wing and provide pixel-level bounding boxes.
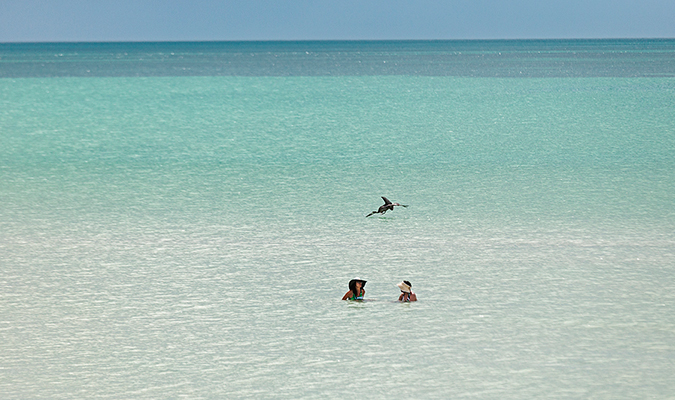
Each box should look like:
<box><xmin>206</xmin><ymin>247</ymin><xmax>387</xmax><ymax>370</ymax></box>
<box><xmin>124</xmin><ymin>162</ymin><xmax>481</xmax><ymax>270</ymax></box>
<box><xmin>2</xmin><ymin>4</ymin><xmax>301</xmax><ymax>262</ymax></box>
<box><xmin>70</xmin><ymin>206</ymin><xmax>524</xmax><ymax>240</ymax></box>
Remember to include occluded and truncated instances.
<box><xmin>381</xmin><ymin>196</ymin><xmax>392</xmax><ymax>205</ymax></box>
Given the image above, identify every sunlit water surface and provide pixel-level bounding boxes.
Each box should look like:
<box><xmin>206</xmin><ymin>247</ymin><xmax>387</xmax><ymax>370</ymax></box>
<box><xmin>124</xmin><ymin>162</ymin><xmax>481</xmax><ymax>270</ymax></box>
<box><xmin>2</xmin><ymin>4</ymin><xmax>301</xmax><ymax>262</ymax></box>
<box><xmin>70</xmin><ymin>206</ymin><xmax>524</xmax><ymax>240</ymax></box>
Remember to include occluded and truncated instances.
<box><xmin>1</xmin><ymin>40</ymin><xmax>674</xmax><ymax>398</ymax></box>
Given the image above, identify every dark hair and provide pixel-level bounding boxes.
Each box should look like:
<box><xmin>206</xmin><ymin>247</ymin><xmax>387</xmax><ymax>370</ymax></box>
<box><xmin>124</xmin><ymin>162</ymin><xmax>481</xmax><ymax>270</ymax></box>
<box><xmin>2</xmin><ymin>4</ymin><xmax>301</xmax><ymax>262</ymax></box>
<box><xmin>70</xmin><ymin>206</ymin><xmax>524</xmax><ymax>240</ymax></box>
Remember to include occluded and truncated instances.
<box><xmin>401</xmin><ymin>280</ymin><xmax>413</xmax><ymax>301</ymax></box>
<box><xmin>349</xmin><ymin>280</ymin><xmax>364</xmax><ymax>298</ymax></box>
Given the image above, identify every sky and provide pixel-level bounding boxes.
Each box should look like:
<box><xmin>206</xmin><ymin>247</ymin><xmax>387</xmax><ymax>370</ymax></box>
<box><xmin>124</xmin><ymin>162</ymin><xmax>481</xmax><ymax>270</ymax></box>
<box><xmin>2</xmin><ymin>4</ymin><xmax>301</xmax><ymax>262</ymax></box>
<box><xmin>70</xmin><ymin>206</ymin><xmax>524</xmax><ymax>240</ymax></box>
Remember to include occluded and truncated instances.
<box><xmin>1</xmin><ymin>0</ymin><xmax>674</xmax><ymax>43</ymax></box>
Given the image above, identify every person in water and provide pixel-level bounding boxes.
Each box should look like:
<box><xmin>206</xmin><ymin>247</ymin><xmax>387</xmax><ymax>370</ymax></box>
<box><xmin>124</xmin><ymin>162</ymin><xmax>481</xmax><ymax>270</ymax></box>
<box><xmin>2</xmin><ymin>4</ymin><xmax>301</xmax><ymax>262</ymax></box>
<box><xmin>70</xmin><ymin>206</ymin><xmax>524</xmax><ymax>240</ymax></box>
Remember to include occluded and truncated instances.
<box><xmin>342</xmin><ymin>278</ymin><xmax>367</xmax><ymax>300</ymax></box>
<box><xmin>397</xmin><ymin>280</ymin><xmax>417</xmax><ymax>302</ymax></box>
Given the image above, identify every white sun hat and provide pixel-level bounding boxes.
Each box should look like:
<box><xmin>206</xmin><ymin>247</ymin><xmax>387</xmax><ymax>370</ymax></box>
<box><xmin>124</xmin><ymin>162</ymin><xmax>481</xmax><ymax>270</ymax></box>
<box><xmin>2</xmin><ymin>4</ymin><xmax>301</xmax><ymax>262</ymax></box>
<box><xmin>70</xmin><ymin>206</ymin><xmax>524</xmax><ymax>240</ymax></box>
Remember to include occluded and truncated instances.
<box><xmin>397</xmin><ymin>281</ymin><xmax>412</xmax><ymax>293</ymax></box>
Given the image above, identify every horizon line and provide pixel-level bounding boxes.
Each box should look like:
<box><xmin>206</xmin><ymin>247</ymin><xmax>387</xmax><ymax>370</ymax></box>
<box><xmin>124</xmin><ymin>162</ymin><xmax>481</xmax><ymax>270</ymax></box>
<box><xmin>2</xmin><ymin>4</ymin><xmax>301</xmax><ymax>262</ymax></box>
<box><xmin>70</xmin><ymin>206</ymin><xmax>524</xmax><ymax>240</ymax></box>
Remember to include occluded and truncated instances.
<box><xmin>2</xmin><ymin>37</ymin><xmax>674</xmax><ymax>45</ymax></box>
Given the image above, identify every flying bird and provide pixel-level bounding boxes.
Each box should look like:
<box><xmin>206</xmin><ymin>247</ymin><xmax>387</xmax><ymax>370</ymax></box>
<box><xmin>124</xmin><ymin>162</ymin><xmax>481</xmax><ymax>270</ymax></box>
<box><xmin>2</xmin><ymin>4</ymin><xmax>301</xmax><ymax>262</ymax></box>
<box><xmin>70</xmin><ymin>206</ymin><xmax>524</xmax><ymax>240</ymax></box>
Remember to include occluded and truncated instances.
<box><xmin>366</xmin><ymin>196</ymin><xmax>408</xmax><ymax>217</ymax></box>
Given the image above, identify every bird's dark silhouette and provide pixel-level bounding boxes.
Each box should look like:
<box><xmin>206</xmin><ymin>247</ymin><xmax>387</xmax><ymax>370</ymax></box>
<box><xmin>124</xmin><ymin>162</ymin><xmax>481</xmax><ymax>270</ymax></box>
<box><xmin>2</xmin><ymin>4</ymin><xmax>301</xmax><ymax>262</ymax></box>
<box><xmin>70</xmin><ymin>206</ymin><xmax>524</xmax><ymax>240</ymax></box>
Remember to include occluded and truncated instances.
<box><xmin>366</xmin><ymin>196</ymin><xmax>408</xmax><ymax>217</ymax></box>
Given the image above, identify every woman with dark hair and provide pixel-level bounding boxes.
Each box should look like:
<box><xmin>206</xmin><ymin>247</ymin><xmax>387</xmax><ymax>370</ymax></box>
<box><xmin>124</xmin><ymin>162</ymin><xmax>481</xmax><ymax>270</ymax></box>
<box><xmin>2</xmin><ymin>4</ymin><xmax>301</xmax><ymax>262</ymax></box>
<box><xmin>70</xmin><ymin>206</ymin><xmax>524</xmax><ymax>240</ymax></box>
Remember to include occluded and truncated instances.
<box><xmin>342</xmin><ymin>278</ymin><xmax>366</xmax><ymax>300</ymax></box>
<box><xmin>397</xmin><ymin>280</ymin><xmax>417</xmax><ymax>302</ymax></box>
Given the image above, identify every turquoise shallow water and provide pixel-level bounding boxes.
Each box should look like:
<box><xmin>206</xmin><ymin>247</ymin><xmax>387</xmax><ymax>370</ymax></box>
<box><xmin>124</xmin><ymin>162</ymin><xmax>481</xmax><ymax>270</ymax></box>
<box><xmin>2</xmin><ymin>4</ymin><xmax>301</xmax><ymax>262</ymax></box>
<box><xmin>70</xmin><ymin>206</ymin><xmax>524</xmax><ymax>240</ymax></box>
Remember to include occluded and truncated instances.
<box><xmin>1</xmin><ymin>41</ymin><xmax>675</xmax><ymax>398</ymax></box>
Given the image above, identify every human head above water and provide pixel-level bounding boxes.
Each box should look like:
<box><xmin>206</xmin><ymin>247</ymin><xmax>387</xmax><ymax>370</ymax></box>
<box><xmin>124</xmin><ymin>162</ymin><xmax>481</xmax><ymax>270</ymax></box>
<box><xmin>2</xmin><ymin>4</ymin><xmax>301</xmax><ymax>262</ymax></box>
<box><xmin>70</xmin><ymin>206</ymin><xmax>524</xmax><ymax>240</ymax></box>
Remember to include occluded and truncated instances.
<box><xmin>397</xmin><ymin>280</ymin><xmax>412</xmax><ymax>293</ymax></box>
<box><xmin>349</xmin><ymin>278</ymin><xmax>367</xmax><ymax>293</ymax></box>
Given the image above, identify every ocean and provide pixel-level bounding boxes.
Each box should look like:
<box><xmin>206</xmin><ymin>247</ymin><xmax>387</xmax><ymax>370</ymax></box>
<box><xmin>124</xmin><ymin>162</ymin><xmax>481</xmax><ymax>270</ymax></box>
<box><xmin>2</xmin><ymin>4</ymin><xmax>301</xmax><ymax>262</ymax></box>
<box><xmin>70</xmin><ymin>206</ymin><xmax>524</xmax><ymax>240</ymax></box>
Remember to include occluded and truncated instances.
<box><xmin>1</xmin><ymin>40</ymin><xmax>674</xmax><ymax>398</ymax></box>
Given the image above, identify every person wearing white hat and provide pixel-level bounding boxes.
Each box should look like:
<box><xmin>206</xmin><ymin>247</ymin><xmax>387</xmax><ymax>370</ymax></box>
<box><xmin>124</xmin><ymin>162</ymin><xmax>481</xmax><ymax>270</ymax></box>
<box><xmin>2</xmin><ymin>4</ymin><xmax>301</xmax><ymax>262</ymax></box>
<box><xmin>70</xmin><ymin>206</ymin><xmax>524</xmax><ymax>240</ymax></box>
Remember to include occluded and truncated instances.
<box><xmin>397</xmin><ymin>280</ymin><xmax>417</xmax><ymax>302</ymax></box>
<box><xmin>342</xmin><ymin>278</ymin><xmax>367</xmax><ymax>300</ymax></box>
